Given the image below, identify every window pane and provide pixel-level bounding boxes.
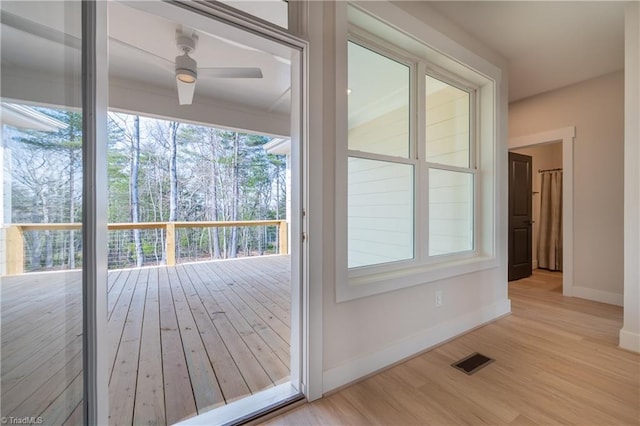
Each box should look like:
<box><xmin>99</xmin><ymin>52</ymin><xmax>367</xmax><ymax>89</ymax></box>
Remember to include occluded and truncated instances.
<box><xmin>348</xmin><ymin>42</ymin><xmax>410</xmax><ymax>158</ymax></box>
<box><xmin>425</xmin><ymin>76</ymin><xmax>470</xmax><ymax>167</ymax></box>
<box><xmin>217</xmin><ymin>0</ymin><xmax>289</xmax><ymax>29</ymax></box>
<box><xmin>348</xmin><ymin>158</ymin><xmax>414</xmax><ymax>268</ymax></box>
<box><xmin>1</xmin><ymin>0</ymin><xmax>84</xmax><ymax>421</ymax></box>
<box><xmin>429</xmin><ymin>169</ymin><xmax>473</xmax><ymax>255</ymax></box>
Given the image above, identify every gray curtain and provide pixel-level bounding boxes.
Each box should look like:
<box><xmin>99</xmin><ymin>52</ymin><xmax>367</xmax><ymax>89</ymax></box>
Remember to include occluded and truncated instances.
<box><xmin>538</xmin><ymin>170</ymin><xmax>563</xmax><ymax>271</ymax></box>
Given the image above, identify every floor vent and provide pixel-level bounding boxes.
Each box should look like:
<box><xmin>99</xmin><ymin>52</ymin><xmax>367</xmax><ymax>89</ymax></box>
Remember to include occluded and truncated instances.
<box><xmin>452</xmin><ymin>352</ymin><xmax>494</xmax><ymax>375</ymax></box>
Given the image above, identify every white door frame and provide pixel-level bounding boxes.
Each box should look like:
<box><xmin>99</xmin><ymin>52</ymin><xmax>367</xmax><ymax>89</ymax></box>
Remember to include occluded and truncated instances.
<box><xmin>508</xmin><ymin>126</ymin><xmax>575</xmax><ymax>297</ymax></box>
<box><xmin>104</xmin><ymin>0</ymin><xmax>313</xmax><ymax>420</ymax></box>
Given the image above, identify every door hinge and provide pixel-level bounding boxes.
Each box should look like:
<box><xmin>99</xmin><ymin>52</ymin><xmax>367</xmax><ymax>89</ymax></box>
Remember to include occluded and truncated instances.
<box><xmin>302</xmin><ymin>232</ymin><xmax>307</xmax><ymax>242</ymax></box>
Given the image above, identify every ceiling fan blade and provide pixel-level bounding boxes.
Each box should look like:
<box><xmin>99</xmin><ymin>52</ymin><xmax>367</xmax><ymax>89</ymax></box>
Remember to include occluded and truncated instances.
<box><xmin>176</xmin><ymin>79</ymin><xmax>196</xmax><ymax>105</ymax></box>
<box><xmin>1</xmin><ymin>10</ymin><xmax>81</xmax><ymax>50</ymax></box>
<box><xmin>110</xmin><ymin>38</ymin><xmax>174</xmax><ymax>73</ymax></box>
<box><xmin>198</xmin><ymin>67</ymin><xmax>263</xmax><ymax>78</ymax></box>
<box><xmin>209</xmin><ymin>34</ymin><xmax>261</xmax><ymax>54</ymax></box>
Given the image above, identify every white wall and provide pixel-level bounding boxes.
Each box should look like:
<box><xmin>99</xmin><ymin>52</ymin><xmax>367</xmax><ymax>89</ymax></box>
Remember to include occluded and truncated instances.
<box><xmin>621</xmin><ymin>1</ymin><xmax>640</xmax><ymax>353</ymax></box>
<box><xmin>511</xmin><ymin>143</ymin><xmax>562</xmax><ymax>269</ymax></box>
<box><xmin>509</xmin><ymin>71</ymin><xmax>624</xmax><ymax>304</ymax></box>
<box><xmin>312</xmin><ymin>1</ymin><xmax>509</xmax><ymax>393</ymax></box>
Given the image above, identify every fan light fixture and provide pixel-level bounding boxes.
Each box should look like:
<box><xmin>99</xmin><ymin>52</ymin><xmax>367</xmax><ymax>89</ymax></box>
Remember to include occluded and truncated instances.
<box><xmin>175</xmin><ymin>52</ymin><xmax>197</xmax><ymax>84</ymax></box>
<box><xmin>177</xmin><ymin>71</ymin><xmax>196</xmax><ymax>84</ymax></box>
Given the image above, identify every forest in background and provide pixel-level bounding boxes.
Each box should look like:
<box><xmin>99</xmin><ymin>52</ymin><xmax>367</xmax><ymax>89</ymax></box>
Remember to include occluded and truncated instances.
<box><xmin>7</xmin><ymin>108</ymin><xmax>287</xmax><ymax>271</ymax></box>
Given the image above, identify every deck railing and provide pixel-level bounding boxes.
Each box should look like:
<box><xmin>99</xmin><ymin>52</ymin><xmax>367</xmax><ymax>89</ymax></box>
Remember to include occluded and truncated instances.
<box><xmin>5</xmin><ymin>220</ymin><xmax>288</xmax><ymax>275</ymax></box>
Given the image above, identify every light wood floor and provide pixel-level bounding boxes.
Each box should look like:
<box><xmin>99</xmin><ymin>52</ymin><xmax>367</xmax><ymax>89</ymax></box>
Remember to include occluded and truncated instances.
<box><xmin>1</xmin><ymin>255</ymin><xmax>291</xmax><ymax>425</ymax></box>
<box><xmin>263</xmin><ymin>270</ymin><xmax>640</xmax><ymax>425</ymax></box>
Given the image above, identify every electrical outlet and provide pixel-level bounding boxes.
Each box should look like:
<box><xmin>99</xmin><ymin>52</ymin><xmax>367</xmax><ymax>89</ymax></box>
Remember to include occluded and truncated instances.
<box><xmin>435</xmin><ymin>290</ymin><xmax>443</xmax><ymax>307</ymax></box>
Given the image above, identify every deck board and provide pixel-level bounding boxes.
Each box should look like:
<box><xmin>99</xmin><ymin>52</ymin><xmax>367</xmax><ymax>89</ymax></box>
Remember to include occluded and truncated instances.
<box><xmin>186</xmin><ymin>262</ymin><xmax>275</xmax><ymax>393</ymax></box>
<box><xmin>1</xmin><ymin>255</ymin><xmax>291</xmax><ymax>425</ymax></box>
<box><xmin>167</xmin><ymin>265</ymin><xmax>225</xmax><ymax>415</ymax></box>
<box><xmin>179</xmin><ymin>264</ymin><xmax>253</xmax><ymax>402</ymax></box>
<box><xmin>133</xmin><ymin>267</ymin><xmax>166</xmax><ymax>426</ymax></box>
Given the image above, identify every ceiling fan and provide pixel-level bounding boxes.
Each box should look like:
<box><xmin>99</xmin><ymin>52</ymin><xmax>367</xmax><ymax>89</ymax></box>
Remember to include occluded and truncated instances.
<box><xmin>112</xmin><ymin>28</ymin><xmax>263</xmax><ymax>105</ymax></box>
<box><xmin>173</xmin><ymin>30</ymin><xmax>263</xmax><ymax>105</ymax></box>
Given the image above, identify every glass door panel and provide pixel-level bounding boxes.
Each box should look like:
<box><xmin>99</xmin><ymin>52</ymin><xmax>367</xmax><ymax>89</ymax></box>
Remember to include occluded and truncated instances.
<box><xmin>106</xmin><ymin>2</ymin><xmax>302</xmax><ymax>424</ymax></box>
<box><xmin>1</xmin><ymin>1</ymin><xmax>84</xmax><ymax>424</ymax></box>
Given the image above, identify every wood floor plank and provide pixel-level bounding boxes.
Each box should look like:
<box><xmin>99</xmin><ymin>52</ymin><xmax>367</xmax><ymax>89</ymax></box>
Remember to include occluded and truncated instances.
<box><xmin>167</xmin><ymin>265</ymin><xmax>225</xmax><ymax>413</ymax></box>
<box><xmin>133</xmin><ymin>267</ymin><xmax>166</xmax><ymax>426</ymax></box>
<box><xmin>109</xmin><ymin>268</ymin><xmax>149</xmax><ymax>426</ymax></box>
<box><xmin>218</xmin><ymin>257</ymin><xmax>291</xmax><ymax>315</ymax></box>
<box><xmin>1</xmin><ymin>256</ymin><xmax>292</xmax><ymax>426</ymax></box>
<box><xmin>62</xmin><ymin>401</ymin><xmax>83</xmax><ymax>426</ymax></box>
<box><xmin>263</xmin><ymin>270</ymin><xmax>640</xmax><ymax>426</ymax></box>
<box><xmin>1</xmin><ymin>308</ymin><xmax>82</xmax><ymax>380</ymax></box>
<box><xmin>213</xmin><ymin>260</ymin><xmax>291</xmax><ymax>342</ymax></box>
<box><xmin>199</xmin><ymin>262</ymin><xmax>289</xmax><ymax>385</ymax></box>
<box><xmin>2</xmin><ymin>333</ymin><xmax>82</xmax><ymax>405</ymax></box>
<box><xmin>206</xmin><ymin>262</ymin><xmax>290</xmax><ymax>362</ymax></box>
<box><xmin>107</xmin><ymin>268</ymin><xmax>124</xmax><ymax>293</ymax></box>
<box><xmin>178</xmin><ymin>264</ymin><xmax>252</xmax><ymax>403</ymax></box>
<box><xmin>108</xmin><ymin>268</ymin><xmax>142</xmax><ymax>375</ymax></box>
<box><xmin>107</xmin><ymin>268</ymin><xmax>133</xmax><ymax>319</ymax></box>
<box><xmin>7</xmin><ymin>349</ymin><xmax>82</xmax><ymax>420</ymax></box>
<box><xmin>39</xmin><ymin>371</ymin><xmax>83</xmax><ymax>426</ymax></box>
<box><xmin>188</xmin><ymin>263</ymin><xmax>275</xmax><ymax>393</ymax></box>
<box><xmin>1</xmin><ymin>276</ymin><xmax>82</xmax><ymax>336</ymax></box>
<box><xmin>158</xmin><ymin>267</ymin><xmax>197</xmax><ymax>425</ymax></box>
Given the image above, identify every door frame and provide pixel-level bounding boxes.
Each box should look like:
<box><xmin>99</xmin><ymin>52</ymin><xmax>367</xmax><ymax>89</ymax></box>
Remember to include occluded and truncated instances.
<box><xmin>156</xmin><ymin>0</ymin><xmax>311</xmax><ymax>407</ymax></box>
<box><xmin>508</xmin><ymin>126</ymin><xmax>575</xmax><ymax>297</ymax></box>
<box><xmin>84</xmin><ymin>0</ymin><xmax>313</xmax><ymax>422</ymax></box>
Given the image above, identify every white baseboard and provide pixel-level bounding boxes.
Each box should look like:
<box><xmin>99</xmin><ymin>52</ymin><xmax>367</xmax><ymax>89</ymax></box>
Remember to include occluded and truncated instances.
<box><xmin>322</xmin><ymin>299</ymin><xmax>511</xmax><ymax>393</ymax></box>
<box><xmin>571</xmin><ymin>286</ymin><xmax>623</xmax><ymax>306</ymax></box>
<box><xmin>619</xmin><ymin>329</ymin><xmax>640</xmax><ymax>353</ymax></box>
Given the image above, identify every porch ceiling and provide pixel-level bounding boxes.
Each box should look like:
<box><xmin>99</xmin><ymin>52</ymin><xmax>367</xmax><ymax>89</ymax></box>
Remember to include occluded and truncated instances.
<box><xmin>0</xmin><ymin>1</ymin><xmax>293</xmax><ymax>137</ymax></box>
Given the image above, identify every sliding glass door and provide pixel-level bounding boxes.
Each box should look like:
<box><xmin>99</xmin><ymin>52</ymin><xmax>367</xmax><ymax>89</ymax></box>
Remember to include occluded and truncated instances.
<box><xmin>1</xmin><ymin>1</ymin><xmax>304</xmax><ymax>424</ymax></box>
<box><xmin>1</xmin><ymin>1</ymin><xmax>87</xmax><ymax>423</ymax></box>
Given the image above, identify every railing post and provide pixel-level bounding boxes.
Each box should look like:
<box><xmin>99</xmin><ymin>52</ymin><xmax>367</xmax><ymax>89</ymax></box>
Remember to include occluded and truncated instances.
<box><xmin>279</xmin><ymin>220</ymin><xmax>288</xmax><ymax>255</ymax></box>
<box><xmin>7</xmin><ymin>225</ymin><xmax>25</xmax><ymax>275</ymax></box>
<box><xmin>165</xmin><ymin>223</ymin><xmax>176</xmax><ymax>266</ymax></box>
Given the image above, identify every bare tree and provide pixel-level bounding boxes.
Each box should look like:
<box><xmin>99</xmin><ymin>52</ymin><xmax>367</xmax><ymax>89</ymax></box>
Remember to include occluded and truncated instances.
<box><xmin>229</xmin><ymin>132</ymin><xmax>240</xmax><ymax>258</ymax></box>
<box><xmin>208</xmin><ymin>129</ymin><xmax>222</xmax><ymax>258</ymax></box>
<box><xmin>169</xmin><ymin>121</ymin><xmax>180</xmax><ymax>223</ymax></box>
<box><xmin>131</xmin><ymin>116</ymin><xmax>144</xmax><ymax>266</ymax></box>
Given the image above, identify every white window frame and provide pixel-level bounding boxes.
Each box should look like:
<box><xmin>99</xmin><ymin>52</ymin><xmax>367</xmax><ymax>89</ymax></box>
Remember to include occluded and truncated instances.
<box><xmin>336</xmin><ymin>4</ymin><xmax>500</xmax><ymax>302</ymax></box>
<box><xmin>422</xmin><ymin>70</ymin><xmax>478</xmax><ymax>260</ymax></box>
<box><xmin>347</xmin><ymin>37</ymin><xmax>417</xmax><ymax>269</ymax></box>
<box><xmin>347</xmin><ymin>36</ymin><xmax>479</xmax><ymax>272</ymax></box>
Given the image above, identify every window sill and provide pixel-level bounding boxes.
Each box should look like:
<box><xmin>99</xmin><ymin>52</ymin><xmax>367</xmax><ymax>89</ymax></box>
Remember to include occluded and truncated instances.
<box><xmin>337</xmin><ymin>255</ymin><xmax>498</xmax><ymax>302</ymax></box>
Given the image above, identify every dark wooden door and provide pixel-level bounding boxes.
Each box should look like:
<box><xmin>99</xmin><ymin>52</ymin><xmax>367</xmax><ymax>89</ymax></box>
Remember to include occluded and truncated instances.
<box><xmin>508</xmin><ymin>152</ymin><xmax>533</xmax><ymax>281</ymax></box>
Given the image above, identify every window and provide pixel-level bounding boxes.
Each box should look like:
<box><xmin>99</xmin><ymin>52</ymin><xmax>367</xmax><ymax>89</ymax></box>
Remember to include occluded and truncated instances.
<box><xmin>336</xmin><ymin>9</ymin><xmax>499</xmax><ymax>301</ymax></box>
<box><xmin>216</xmin><ymin>0</ymin><xmax>290</xmax><ymax>29</ymax></box>
<box><xmin>347</xmin><ymin>40</ymin><xmax>477</xmax><ymax>270</ymax></box>
<box><xmin>425</xmin><ymin>75</ymin><xmax>475</xmax><ymax>256</ymax></box>
<box><xmin>347</xmin><ymin>41</ymin><xmax>414</xmax><ymax>268</ymax></box>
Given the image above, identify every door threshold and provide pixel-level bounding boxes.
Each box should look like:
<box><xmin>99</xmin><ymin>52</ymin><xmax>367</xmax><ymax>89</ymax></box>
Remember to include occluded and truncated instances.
<box><xmin>174</xmin><ymin>382</ymin><xmax>304</xmax><ymax>426</ymax></box>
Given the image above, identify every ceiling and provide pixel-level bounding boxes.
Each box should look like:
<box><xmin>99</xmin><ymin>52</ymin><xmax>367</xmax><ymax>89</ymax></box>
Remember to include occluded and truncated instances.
<box><xmin>1</xmin><ymin>1</ymin><xmax>294</xmax><ymax>136</ymax></box>
<box><xmin>425</xmin><ymin>1</ymin><xmax>626</xmax><ymax>102</ymax></box>
<box><xmin>108</xmin><ymin>2</ymin><xmax>293</xmax><ymax>115</ymax></box>
<box><xmin>1</xmin><ymin>1</ymin><xmax>627</xmax><ymax>133</ymax></box>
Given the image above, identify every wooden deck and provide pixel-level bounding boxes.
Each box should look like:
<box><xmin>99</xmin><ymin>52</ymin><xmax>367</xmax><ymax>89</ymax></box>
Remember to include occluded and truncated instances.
<box><xmin>1</xmin><ymin>255</ymin><xmax>291</xmax><ymax>425</ymax></box>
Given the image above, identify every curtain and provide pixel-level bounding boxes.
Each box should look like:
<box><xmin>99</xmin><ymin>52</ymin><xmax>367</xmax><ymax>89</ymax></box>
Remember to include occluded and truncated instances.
<box><xmin>538</xmin><ymin>170</ymin><xmax>562</xmax><ymax>271</ymax></box>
